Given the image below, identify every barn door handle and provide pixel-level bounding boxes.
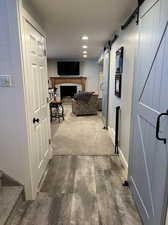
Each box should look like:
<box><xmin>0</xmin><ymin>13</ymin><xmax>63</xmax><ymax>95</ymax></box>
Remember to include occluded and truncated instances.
<box><xmin>33</xmin><ymin>118</ymin><xmax>40</xmax><ymax>124</ymax></box>
<box><xmin>156</xmin><ymin>110</ymin><xmax>168</xmax><ymax>144</ymax></box>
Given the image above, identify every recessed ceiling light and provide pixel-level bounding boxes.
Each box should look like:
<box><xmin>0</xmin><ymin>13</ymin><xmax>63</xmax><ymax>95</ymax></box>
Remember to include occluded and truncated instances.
<box><xmin>82</xmin><ymin>36</ymin><xmax>88</xmax><ymax>40</ymax></box>
<box><xmin>83</xmin><ymin>51</ymin><xmax>87</xmax><ymax>54</ymax></box>
<box><xmin>82</xmin><ymin>45</ymin><xmax>88</xmax><ymax>49</ymax></box>
<box><xmin>83</xmin><ymin>55</ymin><xmax>87</xmax><ymax>58</ymax></box>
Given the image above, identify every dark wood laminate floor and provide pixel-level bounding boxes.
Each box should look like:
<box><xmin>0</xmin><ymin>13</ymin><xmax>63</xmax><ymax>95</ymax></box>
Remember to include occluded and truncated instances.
<box><xmin>12</xmin><ymin>156</ymin><xmax>142</xmax><ymax>225</ymax></box>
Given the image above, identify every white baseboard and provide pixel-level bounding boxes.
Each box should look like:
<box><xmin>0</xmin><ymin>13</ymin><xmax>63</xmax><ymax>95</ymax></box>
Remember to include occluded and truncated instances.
<box><xmin>108</xmin><ymin>126</ymin><xmax>128</xmax><ymax>176</ymax></box>
<box><xmin>108</xmin><ymin>126</ymin><xmax>115</xmax><ymax>145</ymax></box>
<box><xmin>118</xmin><ymin>147</ymin><xmax>128</xmax><ymax>171</ymax></box>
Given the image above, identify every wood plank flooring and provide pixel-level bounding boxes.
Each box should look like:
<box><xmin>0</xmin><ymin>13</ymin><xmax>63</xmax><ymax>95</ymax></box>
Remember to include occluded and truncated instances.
<box><xmin>12</xmin><ymin>156</ymin><xmax>142</xmax><ymax>225</ymax></box>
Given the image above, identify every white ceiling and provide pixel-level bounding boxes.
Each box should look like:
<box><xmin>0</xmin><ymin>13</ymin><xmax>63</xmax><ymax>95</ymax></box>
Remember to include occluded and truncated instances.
<box><xmin>26</xmin><ymin>0</ymin><xmax>137</xmax><ymax>59</ymax></box>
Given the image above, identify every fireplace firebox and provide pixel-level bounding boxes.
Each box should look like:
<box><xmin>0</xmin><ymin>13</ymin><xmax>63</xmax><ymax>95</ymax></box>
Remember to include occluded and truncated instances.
<box><xmin>60</xmin><ymin>86</ymin><xmax>77</xmax><ymax>100</ymax></box>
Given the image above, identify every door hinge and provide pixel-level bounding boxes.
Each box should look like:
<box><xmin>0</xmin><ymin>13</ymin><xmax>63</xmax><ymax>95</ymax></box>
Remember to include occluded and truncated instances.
<box><xmin>49</xmin><ymin>139</ymin><xmax>51</xmax><ymax>145</ymax></box>
<box><xmin>44</xmin><ymin>49</ymin><xmax>47</xmax><ymax>57</ymax></box>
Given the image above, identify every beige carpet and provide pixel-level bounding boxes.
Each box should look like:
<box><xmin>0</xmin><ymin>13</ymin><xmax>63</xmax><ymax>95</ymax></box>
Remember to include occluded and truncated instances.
<box><xmin>51</xmin><ymin>104</ymin><xmax>114</xmax><ymax>155</ymax></box>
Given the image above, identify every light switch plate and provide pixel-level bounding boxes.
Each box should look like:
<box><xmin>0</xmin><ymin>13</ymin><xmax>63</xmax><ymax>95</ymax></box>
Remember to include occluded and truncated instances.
<box><xmin>0</xmin><ymin>75</ymin><xmax>12</xmax><ymax>87</ymax></box>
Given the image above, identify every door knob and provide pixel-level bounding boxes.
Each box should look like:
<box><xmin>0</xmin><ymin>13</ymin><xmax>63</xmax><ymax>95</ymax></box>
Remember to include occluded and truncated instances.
<box><xmin>156</xmin><ymin>110</ymin><xmax>168</xmax><ymax>144</ymax></box>
<box><xmin>33</xmin><ymin>118</ymin><xmax>40</xmax><ymax>124</ymax></box>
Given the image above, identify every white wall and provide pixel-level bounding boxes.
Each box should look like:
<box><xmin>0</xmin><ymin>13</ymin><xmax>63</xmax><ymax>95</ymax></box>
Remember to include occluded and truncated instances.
<box><xmin>47</xmin><ymin>59</ymin><xmax>99</xmax><ymax>93</ymax></box>
<box><xmin>0</xmin><ymin>0</ymin><xmax>29</xmax><ymax>185</ymax></box>
<box><xmin>22</xmin><ymin>0</ymin><xmax>44</xmax><ymax>27</ymax></box>
<box><xmin>80</xmin><ymin>59</ymin><xmax>99</xmax><ymax>93</ymax></box>
<box><xmin>108</xmin><ymin>19</ymin><xmax>138</xmax><ymax>163</ymax></box>
<box><xmin>47</xmin><ymin>59</ymin><xmax>58</xmax><ymax>77</ymax></box>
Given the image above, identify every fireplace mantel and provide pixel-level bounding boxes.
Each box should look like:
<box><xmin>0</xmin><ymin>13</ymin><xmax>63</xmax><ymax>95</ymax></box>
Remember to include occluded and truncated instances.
<box><xmin>50</xmin><ymin>76</ymin><xmax>87</xmax><ymax>91</ymax></box>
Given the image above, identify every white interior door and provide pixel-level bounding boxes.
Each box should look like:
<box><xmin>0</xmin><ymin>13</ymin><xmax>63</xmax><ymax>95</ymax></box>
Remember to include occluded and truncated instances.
<box><xmin>24</xmin><ymin>21</ymin><xmax>51</xmax><ymax>198</ymax></box>
<box><xmin>102</xmin><ymin>50</ymin><xmax>110</xmax><ymax>128</ymax></box>
<box><xmin>129</xmin><ymin>1</ymin><xmax>168</xmax><ymax>225</ymax></box>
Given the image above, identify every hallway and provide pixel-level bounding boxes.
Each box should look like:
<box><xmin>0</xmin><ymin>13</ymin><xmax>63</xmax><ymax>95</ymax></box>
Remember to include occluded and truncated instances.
<box><xmin>51</xmin><ymin>105</ymin><xmax>114</xmax><ymax>155</ymax></box>
<box><xmin>10</xmin><ymin>110</ymin><xmax>142</xmax><ymax>225</ymax></box>
<box><xmin>1</xmin><ymin>0</ymin><xmax>168</xmax><ymax>224</ymax></box>
<box><xmin>12</xmin><ymin>156</ymin><xmax>142</xmax><ymax>225</ymax></box>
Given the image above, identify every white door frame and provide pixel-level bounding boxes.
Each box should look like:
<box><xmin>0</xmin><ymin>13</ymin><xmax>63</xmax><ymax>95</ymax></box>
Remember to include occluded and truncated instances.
<box><xmin>18</xmin><ymin>1</ymin><xmax>52</xmax><ymax>200</ymax></box>
<box><xmin>102</xmin><ymin>49</ymin><xmax>111</xmax><ymax>129</ymax></box>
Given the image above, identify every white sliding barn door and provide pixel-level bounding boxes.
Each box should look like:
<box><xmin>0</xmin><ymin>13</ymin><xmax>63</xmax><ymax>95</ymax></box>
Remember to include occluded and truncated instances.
<box><xmin>24</xmin><ymin>21</ymin><xmax>51</xmax><ymax>199</ymax></box>
<box><xmin>129</xmin><ymin>0</ymin><xmax>168</xmax><ymax>225</ymax></box>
